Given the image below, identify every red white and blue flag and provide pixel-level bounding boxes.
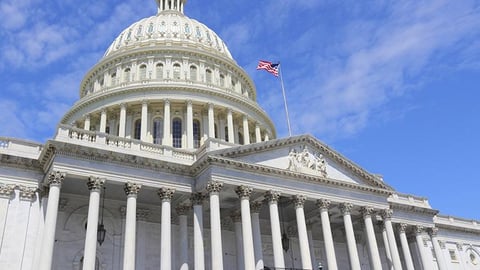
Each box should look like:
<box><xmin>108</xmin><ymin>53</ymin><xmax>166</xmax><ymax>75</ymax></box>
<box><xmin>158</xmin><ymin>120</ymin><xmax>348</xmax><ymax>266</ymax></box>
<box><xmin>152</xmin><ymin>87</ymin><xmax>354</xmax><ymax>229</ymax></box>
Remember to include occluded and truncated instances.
<box><xmin>256</xmin><ymin>60</ymin><xmax>279</xmax><ymax>77</ymax></box>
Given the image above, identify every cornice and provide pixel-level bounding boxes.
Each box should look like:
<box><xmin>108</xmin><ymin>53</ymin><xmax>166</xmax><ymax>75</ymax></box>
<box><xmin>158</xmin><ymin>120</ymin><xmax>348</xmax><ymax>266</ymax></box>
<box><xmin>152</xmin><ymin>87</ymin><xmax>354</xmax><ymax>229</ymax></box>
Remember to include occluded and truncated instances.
<box><xmin>0</xmin><ymin>153</ymin><xmax>42</xmax><ymax>172</ymax></box>
<box><xmin>390</xmin><ymin>201</ymin><xmax>439</xmax><ymax>216</ymax></box>
<box><xmin>207</xmin><ymin>134</ymin><xmax>391</xmax><ymax>190</ymax></box>
<box><xmin>42</xmin><ymin>141</ymin><xmax>192</xmax><ymax>177</ymax></box>
<box><xmin>193</xmin><ymin>154</ymin><xmax>392</xmax><ymax>196</ymax></box>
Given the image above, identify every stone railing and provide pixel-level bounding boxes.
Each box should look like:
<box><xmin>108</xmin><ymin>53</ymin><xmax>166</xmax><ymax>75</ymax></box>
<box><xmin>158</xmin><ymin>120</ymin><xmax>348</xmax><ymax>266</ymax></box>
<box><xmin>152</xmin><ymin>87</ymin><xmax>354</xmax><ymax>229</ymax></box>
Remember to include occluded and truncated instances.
<box><xmin>55</xmin><ymin>125</ymin><xmax>196</xmax><ymax>163</ymax></box>
<box><xmin>0</xmin><ymin>137</ymin><xmax>43</xmax><ymax>159</ymax></box>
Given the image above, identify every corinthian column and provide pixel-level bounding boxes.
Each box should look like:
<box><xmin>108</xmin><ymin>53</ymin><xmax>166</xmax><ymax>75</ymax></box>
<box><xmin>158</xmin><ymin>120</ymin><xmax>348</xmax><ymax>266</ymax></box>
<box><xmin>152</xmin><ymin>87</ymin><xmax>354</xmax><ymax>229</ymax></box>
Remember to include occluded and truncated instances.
<box><xmin>123</xmin><ymin>182</ymin><xmax>141</xmax><ymax>270</ymax></box>
<box><xmin>206</xmin><ymin>181</ymin><xmax>224</xmax><ymax>270</ymax></box>
<box><xmin>163</xmin><ymin>99</ymin><xmax>171</xmax><ymax>146</ymax></box>
<box><xmin>242</xmin><ymin>115</ymin><xmax>250</xmax><ymax>145</ymax></box>
<box><xmin>186</xmin><ymin>100</ymin><xmax>194</xmax><ymax>148</ymax></box>
<box><xmin>0</xmin><ymin>184</ymin><xmax>14</xmax><ymax>246</ymax></box>
<box><xmin>430</xmin><ymin>227</ymin><xmax>448</xmax><ymax>270</ymax></box>
<box><xmin>340</xmin><ymin>203</ymin><xmax>361</xmax><ymax>270</ymax></box>
<box><xmin>250</xmin><ymin>202</ymin><xmax>264</xmax><ymax>270</ymax></box>
<box><xmin>415</xmin><ymin>226</ymin><xmax>432</xmax><ymax>270</ymax></box>
<box><xmin>316</xmin><ymin>199</ymin><xmax>337</xmax><ymax>270</ymax></box>
<box><xmin>158</xmin><ymin>187</ymin><xmax>175</xmax><ymax>270</ymax></box>
<box><xmin>235</xmin><ymin>185</ymin><xmax>255</xmax><ymax>270</ymax></box>
<box><xmin>398</xmin><ymin>224</ymin><xmax>415</xmax><ymax>270</ymax></box>
<box><xmin>191</xmin><ymin>193</ymin><xmax>205</xmax><ymax>270</ymax></box>
<box><xmin>231</xmin><ymin>212</ymin><xmax>244</xmax><ymax>270</ymax></box>
<box><xmin>208</xmin><ymin>103</ymin><xmax>215</xmax><ymax>138</ymax></box>
<box><xmin>83</xmin><ymin>177</ymin><xmax>105</xmax><ymax>270</ymax></box>
<box><xmin>382</xmin><ymin>209</ymin><xmax>402</xmax><ymax>270</ymax></box>
<box><xmin>293</xmin><ymin>195</ymin><xmax>312</xmax><ymax>270</ymax></box>
<box><xmin>39</xmin><ymin>171</ymin><xmax>65</xmax><ymax>270</ymax></box>
<box><xmin>176</xmin><ymin>205</ymin><xmax>189</xmax><ymax>270</ymax></box>
<box><xmin>361</xmin><ymin>207</ymin><xmax>382</xmax><ymax>270</ymax></box>
<box><xmin>264</xmin><ymin>190</ymin><xmax>285</xmax><ymax>268</ymax></box>
<box><xmin>141</xmin><ymin>100</ymin><xmax>148</xmax><ymax>141</ymax></box>
<box><xmin>227</xmin><ymin>109</ymin><xmax>234</xmax><ymax>143</ymax></box>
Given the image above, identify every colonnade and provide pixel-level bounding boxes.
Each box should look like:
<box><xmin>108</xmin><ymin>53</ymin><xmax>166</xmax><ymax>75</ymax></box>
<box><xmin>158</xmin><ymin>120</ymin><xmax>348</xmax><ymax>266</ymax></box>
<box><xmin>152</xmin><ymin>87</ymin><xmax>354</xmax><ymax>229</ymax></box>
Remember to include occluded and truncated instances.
<box><xmin>35</xmin><ymin>173</ymin><xmax>450</xmax><ymax>270</ymax></box>
<box><xmin>81</xmin><ymin>100</ymin><xmax>271</xmax><ymax>148</ymax></box>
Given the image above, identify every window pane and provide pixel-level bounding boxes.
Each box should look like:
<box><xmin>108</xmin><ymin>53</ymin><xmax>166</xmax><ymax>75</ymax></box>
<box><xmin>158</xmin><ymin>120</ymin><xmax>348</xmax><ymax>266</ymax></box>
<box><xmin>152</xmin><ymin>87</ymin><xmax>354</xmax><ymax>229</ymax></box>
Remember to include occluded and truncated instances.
<box><xmin>134</xmin><ymin>119</ymin><xmax>141</xmax><ymax>140</ymax></box>
<box><xmin>193</xmin><ymin>120</ymin><xmax>200</xmax><ymax>148</ymax></box>
<box><xmin>173</xmin><ymin>118</ymin><xmax>182</xmax><ymax>148</ymax></box>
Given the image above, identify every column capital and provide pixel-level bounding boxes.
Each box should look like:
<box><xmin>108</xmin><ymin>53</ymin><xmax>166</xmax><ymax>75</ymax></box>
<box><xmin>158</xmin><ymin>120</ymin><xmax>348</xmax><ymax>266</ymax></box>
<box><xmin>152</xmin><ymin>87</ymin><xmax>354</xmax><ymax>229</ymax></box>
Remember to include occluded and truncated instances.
<box><xmin>415</xmin><ymin>225</ymin><xmax>425</xmax><ymax>235</ymax></box>
<box><xmin>142</xmin><ymin>99</ymin><xmax>149</xmax><ymax>106</ymax></box>
<box><xmin>120</xmin><ymin>103</ymin><xmax>127</xmax><ymax>109</ymax></box>
<box><xmin>164</xmin><ymin>99</ymin><xmax>171</xmax><ymax>105</ymax></box>
<box><xmin>264</xmin><ymin>190</ymin><xmax>281</xmax><ymax>203</ymax></box>
<box><xmin>19</xmin><ymin>186</ymin><xmax>37</xmax><ymax>201</ymax></box>
<box><xmin>235</xmin><ymin>185</ymin><xmax>253</xmax><ymax>199</ymax></box>
<box><xmin>0</xmin><ymin>184</ymin><xmax>15</xmax><ymax>198</ymax></box>
<box><xmin>399</xmin><ymin>223</ymin><xmax>409</xmax><ymax>233</ymax></box>
<box><xmin>87</xmin><ymin>177</ymin><xmax>105</xmax><ymax>191</ymax></box>
<box><xmin>208</xmin><ymin>102</ymin><xmax>214</xmax><ymax>109</ymax></box>
<box><xmin>186</xmin><ymin>99</ymin><xmax>193</xmax><ymax>106</ymax></box>
<box><xmin>176</xmin><ymin>205</ymin><xmax>190</xmax><ymax>216</ymax></box>
<box><xmin>190</xmin><ymin>192</ymin><xmax>205</xmax><ymax>205</ymax></box>
<box><xmin>456</xmin><ymin>243</ymin><xmax>463</xmax><ymax>251</ymax></box>
<box><xmin>361</xmin><ymin>206</ymin><xmax>375</xmax><ymax>217</ymax></box>
<box><xmin>429</xmin><ymin>227</ymin><xmax>439</xmax><ymax>237</ymax></box>
<box><xmin>158</xmin><ymin>187</ymin><xmax>175</xmax><ymax>201</ymax></box>
<box><xmin>340</xmin><ymin>202</ymin><xmax>354</xmax><ymax>215</ymax></box>
<box><xmin>316</xmin><ymin>199</ymin><xmax>331</xmax><ymax>210</ymax></box>
<box><xmin>292</xmin><ymin>195</ymin><xmax>307</xmax><ymax>208</ymax></box>
<box><xmin>124</xmin><ymin>182</ymin><xmax>141</xmax><ymax>196</ymax></box>
<box><xmin>250</xmin><ymin>201</ymin><xmax>263</xmax><ymax>213</ymax></box>
<box><xmin>381</xmin><ymin>208</ymin><xmax>393</xmax><ymax>219</ymax></box>
<box><xmin>48</xmin><ymin>171</ymin><xmax>66</xmax><ymax>186</ymax></box>
<box><xmin>206</xmin><ymin>180</ymin><xmax>223</xmax><ymax>194</ymax></box>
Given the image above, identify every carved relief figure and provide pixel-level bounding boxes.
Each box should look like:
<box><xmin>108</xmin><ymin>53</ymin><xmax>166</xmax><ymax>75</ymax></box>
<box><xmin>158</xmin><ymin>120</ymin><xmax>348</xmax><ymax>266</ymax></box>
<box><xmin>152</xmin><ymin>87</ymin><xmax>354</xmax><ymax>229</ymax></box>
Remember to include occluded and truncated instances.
<box><xmin>287</xmin><ymin>146</ymin><xmax>327</xmax><ymax>177</ymax></box>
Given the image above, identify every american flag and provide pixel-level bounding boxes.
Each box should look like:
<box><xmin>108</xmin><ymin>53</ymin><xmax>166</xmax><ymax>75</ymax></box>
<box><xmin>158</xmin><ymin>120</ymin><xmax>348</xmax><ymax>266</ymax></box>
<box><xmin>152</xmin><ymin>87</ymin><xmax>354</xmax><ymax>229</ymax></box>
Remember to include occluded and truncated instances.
<box><xmin>256</xmin><ymin>60</ymin><xmax>279</xmax><ymax>77</ymax></box>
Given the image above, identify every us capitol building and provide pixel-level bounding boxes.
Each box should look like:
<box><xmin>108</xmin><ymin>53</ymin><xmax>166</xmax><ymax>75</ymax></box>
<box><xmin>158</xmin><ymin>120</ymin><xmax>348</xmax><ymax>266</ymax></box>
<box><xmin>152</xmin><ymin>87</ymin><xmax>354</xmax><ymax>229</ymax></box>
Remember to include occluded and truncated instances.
<box><xmin>1</xmin><ymin>1</ymin><xmax>479</xmax><ymax>270</ymax></box>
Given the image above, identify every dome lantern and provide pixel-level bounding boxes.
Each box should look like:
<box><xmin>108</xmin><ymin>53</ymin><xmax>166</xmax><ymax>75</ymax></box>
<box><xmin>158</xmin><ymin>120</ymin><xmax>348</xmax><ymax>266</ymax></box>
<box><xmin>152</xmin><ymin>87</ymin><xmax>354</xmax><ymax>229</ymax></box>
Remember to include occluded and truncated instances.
<box><xmin>156</xmin><ymin>0</ymin><xmax>187</xmax><ymax>14</ymax></box>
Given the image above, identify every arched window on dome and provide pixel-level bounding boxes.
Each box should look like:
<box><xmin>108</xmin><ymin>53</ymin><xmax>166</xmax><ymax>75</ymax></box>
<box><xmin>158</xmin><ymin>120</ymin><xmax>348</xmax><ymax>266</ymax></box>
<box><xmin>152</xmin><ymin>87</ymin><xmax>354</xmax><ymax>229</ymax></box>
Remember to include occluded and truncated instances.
<box><xmin>173</xmin><ymin>63</ymin><xmax>181</xmax><ymax>80</ymax></box>
<box><xmin>190</xmin><ymin>65</ymin><xmax>197</xmax><ymax>81</ymax></box>
<box><xmin>153</xmin><ymin>118</ymin><xmax>163</xmax><ymax>144</ymax></box>
<box><xmin>224</xmin><ymin>126</ymin><xmax>229</xmax><ymax>142</ymax></box>
<box><xmin>238</xmin><ymin>132</ymin><xmax>244</xmax><ymax>145</ymax></box>
<box><xmin>156</xmin><ymin>63</ymin><xmax>164</xmax><ymax>80</ymax></box>
<box><xmin>134</xmin><ymin>119</ymin><xmax>141</xmax><ymax>140</ymax></box>
<box><xmin>219</xmin><ymin>74</ymin><xmax>225</xmax><ymax>87</ymax></box>
<box><xmin>124</xmin><ymin>68</ymin><xmax>131</xmax><ymax>82</ymax></box>
<box><xmin>193</xmin><ymin>119</ymin><xmax>201</xmax><ymax>148</ymax></box>
<box><xmin>172</xmin><ymin>118</ymin><xmax>182</xmax><ymax>148</ymax></box>
<box><xmin>111</xmin><ymin>72</ymin><xmax>117</xmax><ymax>86</ymax></box>
<box><xmin>214</xmin><ymin>124</ymin><xmax>218</xmax><ymax>139</ymax></box>
<box><xmin>139</xmin><ymin>64</ymin><xmax>147</xmax><ymax>80</ymax></box>
<box><xmin>205</xmin><ymin>69</ymin><xmax>212</xmax><ymax>84</ymax></box>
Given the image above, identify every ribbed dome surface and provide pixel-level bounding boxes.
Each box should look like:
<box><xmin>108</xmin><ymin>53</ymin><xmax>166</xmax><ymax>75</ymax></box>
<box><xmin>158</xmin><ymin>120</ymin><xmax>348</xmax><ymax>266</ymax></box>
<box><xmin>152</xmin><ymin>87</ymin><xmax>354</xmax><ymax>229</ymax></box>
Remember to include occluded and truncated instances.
<box><xmin>104</xmin><ymin>11</ymin><xmax>233</xmax><ymax>60</ymax></box>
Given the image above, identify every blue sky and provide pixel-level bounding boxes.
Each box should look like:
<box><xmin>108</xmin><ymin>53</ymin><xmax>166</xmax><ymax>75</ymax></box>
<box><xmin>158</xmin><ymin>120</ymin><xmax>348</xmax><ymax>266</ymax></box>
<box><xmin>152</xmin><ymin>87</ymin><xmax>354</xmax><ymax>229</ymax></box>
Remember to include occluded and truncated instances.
<box><xmin>1</xmin><ymin>0</ymin><xmax>479</xmax><ymax>219</ymax></box>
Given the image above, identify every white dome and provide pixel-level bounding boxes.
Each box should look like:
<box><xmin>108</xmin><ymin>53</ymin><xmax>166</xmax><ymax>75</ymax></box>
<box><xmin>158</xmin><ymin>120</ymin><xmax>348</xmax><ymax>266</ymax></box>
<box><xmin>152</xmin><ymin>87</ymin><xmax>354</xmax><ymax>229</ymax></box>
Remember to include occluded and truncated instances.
<box><xmin>104</xmin><ymin>10</ymin><xmax>233</xmax><ymax>60</ymax></box>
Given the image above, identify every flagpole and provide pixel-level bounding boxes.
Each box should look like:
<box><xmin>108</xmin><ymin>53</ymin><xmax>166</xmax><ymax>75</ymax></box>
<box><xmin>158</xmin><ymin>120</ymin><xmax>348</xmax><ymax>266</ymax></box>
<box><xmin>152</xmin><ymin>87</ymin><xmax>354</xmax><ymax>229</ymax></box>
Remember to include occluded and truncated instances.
<box><xmin>278</xmin><ymin>63</ymin><xmax>292</xmax><ymax>137</ymax></box>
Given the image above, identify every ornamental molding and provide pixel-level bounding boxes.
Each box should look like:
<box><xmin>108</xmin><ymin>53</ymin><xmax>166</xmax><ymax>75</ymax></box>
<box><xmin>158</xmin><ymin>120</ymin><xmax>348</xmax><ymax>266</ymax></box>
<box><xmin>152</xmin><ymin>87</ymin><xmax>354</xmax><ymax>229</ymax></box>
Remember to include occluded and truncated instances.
<box><xmin>340</xmin><ymin>203</ymin><xmax>354</xmax><ymax>215</ymax></box>
<box><xmin>264</xmin><ymin>190</ymin><xmax>281</xmax><ymax>203</ymax></box>
<box><xmin>19</xmin><ymin>186</ymin><xmax>37</xmax><ymax>201</ymax></box>
<box><xmin>235</xmin><ymin>185</ymin><xmax>253</xmax><ymax>199</ymax></box>
<box><xmin>361</xmin><ymin>206</ymin><xmax>375</xmax><ymax>218</ymax></box>
<box><xmin>0</xmin><ymin>184</ymin><xmax>15</xmax><ymax>198</ymax></box>
<box><xmin>197</xmin><ymin>155</ymin><xmax>392</xmax><ymax>196</ymax></box>
<box><xmin>206</xmin><ymin>180</ymin><xmax>223</xmax><ymax>194</ymax></box>
<box><xmin>0</xmin><ymin>154</ymin><xmax>42</xmax><ymax>171</ymax></box>
<box><xmin>157</xmin><ymin>187</ymin><xmax>175</xmax><ymax>201</ymax></box>
<box><xmin>292</xmin><ymin>195</ymin><xmax>307</xmax><ymax>208</ymax></box>
<box><xmin>390</xmin><ymin>202</ymin><xmax>439</xmax><ymax>216</ymax></box>
<box><xmin>48</xmin><ymin>171</ymin><xmax>66</xmax><ymax>186</ymax></box>
<box><xmin>206</xmin><ymin>135</ymin><xmax>391</xmax><ymax>190</ymax></box>
<box><xmin>316</xmin><ymin>199</ymin><xmax>331</xmax><ymax>210</ymax></box>
<box><xmin>87</xmin><ymin>177</ymin><xmax>105</xmax><ymax>191</ymax></box>
<box><xmin>124</xmin><ymin>182</ymin><xmax>142</xmax><ymax>196</ymax></box>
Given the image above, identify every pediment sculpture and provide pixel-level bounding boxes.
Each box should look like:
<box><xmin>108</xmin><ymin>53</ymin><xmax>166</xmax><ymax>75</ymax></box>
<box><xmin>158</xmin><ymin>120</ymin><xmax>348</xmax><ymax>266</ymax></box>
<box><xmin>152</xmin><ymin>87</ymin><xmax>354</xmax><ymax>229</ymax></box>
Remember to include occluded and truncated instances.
<box><xmin>287</xmin><ymin>146</ymin><xmax>327</xmax><ymax>177</ymax></box>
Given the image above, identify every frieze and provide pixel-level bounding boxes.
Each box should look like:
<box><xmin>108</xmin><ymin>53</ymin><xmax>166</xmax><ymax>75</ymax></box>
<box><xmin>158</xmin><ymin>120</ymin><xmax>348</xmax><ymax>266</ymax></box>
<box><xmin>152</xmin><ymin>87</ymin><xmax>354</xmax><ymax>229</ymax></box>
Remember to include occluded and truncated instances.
<box><xmin>287</xmin><ymin>146</ymin><xmax>327</xmax><ymax>177</ymax></box>
<box><xmin>0</xmin><ymin>154</ymin><xmax>41</xmax><ymax>170</ymax></box>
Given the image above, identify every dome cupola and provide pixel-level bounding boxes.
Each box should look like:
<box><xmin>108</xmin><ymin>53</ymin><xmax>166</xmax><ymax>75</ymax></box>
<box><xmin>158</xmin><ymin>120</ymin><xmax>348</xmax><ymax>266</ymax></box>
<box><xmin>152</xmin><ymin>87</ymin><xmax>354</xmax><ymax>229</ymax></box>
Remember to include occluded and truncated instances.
<box><xmin>58</xmin><ymin>0</ymin><xmax>276</xmax><ymax>154</ymax></box>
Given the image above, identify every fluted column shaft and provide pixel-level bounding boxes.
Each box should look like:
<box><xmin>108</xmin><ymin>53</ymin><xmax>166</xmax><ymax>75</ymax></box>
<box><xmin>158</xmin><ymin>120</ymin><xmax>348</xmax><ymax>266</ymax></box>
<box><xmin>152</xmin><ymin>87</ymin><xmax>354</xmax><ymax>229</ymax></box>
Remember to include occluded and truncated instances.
<box><xmin>158</xmin><ymin>188</ymin><xmax>175</xmax><ymax>270</ymax></box>
<box><xmin>141</xmin><ymin>101</ymin><xmax>148</xmax><ymax>141</ymax></box>
<box><xmin>415</xmin><ymin>226</ymin><xmax>432</xmax><ymax>270</ymax></box>
<box><xmin>381</xmin><ymin>225</ymin><xmax>394</xmax><ymax>270</ymax></box>
<box><xmin>265</xmin><ymin>190</ymin><xmax>285</xmax><ymax>268</ymax></box>
<box><xmin>341</xmin><ymin>203</ymin><xmax>361</xmax><ymax>270</ymax></box>
<box><xmin>100</xmin><ymin>109</ymin><xmax>107</xmax><ymax>133</ymax></box>
<box><xmin>191</xmin><ymin>193</ymin><xmax>205</xmax><ymax>270</ymax></box>
<box><xmin>208</xmin><ymin>103</ymin><xmax>215</xmax><ymax>138</ymax></box>
<box><xmin>255</xmin><ymin>124</ymin><xmax>261</xmax><ymax>143</ymax></box>
<box><xmin>84</xmin><ymin>115</ymin><xmax>91</xmax><ymax>130</ymax></box>
<box><xmin>39</xmin><ymin>172</ymin><xmax>65</xmax><ymax>270</ymax></box>
<box><xmin>430</xmin><ymin>228</ymin><xmax>448</xmax><ymax>270</ymax></box>
<box><xmin>123</xmin><ymin>182</ymin><xmax>141</xmax><ymax>270</ymax></box>
<box><xmin>242</xmin><ymin>115</ymin><xmax>250</xmax><ymax>145</ymax></box>
<box><xmin>293</xmin><ymin>195</ymin><xmax>312</xmax><ymax>270</ymax></box>
<box><xmin>362</xmin><ymin>207</ymin><xmax>382</xmax><ymax>270</ymax></box>
<box><xmin>227</xmin><ymin>109</ymin><xmax>234</xmax><ymax>143</ymax></box>
<box><xmin>383</xmin><ymin>209</ymin><xmax>402</xmax><ymax>270</ymax></box>
<box><xmin>398</xmin><ymin>224</ymin><xmax>415</xmax><ymax>270</ymax></box>
<box><xmin>177</xmin><ymin>206</ymin><xmax>189</xmax><ymax>270</ymax></box>
<box><xmin>207</xmin><ymin>181</ymin><xmax>224</xmax><ymax>270</ymax></box>
<box><xmin>119</xmin><ymin>104</ymin><xmax>126</xmax><ymax>137</ymax></box>
<box><xmin>83</xmin><ymin>177</ymin><xmax>105</xmax><ymax>270</ymax></box>
<box><xmin>232</xmin><ymin>213</ymin><xmax>244</xmax><ymax>270</ymax></box>
<box><xmin>317</xmin><ymin>199</ymin><xmax>338</xmax><ymax>270</ymax></box>
<box><xmin>236</xmin><ymin>186</ymin><xmax>255</xmax><ymax>270</ymax></box>
<box><xmin>251</xmin><ymin>202</ymin><xmax>264</xmax><ymax>270</ymax></box>
<box><xmin>186</xmin><ymin>100</ymin><xmax>193</xmax><ymax>148</ymax></box>
<box><xmin>163</xmin><ymin>99</ymin><xmax>171</xmax><ymax>146</ymax></box>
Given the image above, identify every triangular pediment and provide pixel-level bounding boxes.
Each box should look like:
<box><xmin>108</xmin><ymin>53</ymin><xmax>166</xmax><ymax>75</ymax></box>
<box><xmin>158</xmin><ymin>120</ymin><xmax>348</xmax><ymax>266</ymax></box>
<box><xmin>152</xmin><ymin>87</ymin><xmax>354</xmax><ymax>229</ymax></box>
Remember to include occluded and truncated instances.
<box><xmin>208</xmin><ymin>135</ymin><xmax>393</xmax><ymax>190</ymax></box>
